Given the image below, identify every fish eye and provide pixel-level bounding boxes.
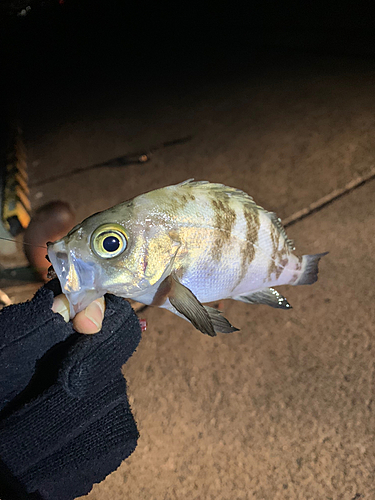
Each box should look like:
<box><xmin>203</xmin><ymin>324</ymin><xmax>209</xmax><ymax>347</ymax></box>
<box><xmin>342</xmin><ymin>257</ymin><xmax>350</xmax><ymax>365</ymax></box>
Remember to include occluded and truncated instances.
<box><xmin>91</xmin><ymin>224</ymin><xmax>128</xmax><ymax>259</ymax></box>
<box><xmin>103</xmin><ymin>235</ymin><xmax>120</xmax><ymax>252</ymax></box>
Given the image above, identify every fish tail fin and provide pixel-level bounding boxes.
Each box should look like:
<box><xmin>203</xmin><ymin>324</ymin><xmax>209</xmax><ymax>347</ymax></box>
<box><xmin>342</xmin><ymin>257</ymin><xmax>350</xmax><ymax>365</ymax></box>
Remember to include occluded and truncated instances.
<box><xmin>294</xmin><ymin>252</ymin><xmax>328</xmax><ymax>285</ymax></box>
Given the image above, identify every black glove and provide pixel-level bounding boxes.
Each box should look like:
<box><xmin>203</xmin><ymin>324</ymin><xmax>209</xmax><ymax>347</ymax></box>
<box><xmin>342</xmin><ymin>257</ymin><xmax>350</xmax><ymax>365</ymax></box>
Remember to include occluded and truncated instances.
<box><xmin>0</xmin><ymin>282</ymin><xmax>142</xmax><ymax>500</ymax></box>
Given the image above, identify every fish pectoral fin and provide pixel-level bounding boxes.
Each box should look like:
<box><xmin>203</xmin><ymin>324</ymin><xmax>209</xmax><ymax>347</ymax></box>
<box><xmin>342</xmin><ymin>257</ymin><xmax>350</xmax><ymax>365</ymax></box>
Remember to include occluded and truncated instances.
<box><xmin>233</xmin><ymin>288</ymin><xmax>292</xmax><ymax>309</ymax></box>
<box><xmin>204</xmin><ymin>306</ymin><xmax>239</xmax><ymax>334</ymax></box>
<box><xmin>166</xmin><ymin>273</ymin><xmax>216</xmax><ymax>336</ymax></box>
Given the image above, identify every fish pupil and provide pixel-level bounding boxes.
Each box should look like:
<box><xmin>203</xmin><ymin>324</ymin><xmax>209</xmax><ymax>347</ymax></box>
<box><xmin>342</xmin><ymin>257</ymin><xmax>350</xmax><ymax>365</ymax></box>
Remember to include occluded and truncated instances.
<box><xmin>103</xmin><ymin>235</ymin><xmax>120</xmax><ymax>252</ymax></box>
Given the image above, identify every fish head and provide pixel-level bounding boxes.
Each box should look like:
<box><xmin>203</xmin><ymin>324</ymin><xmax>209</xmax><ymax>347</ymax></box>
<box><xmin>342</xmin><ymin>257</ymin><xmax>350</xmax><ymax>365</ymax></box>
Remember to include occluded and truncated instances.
<box><xmin>47</xmin><ymin>201</ymin><xmax>154</xmax><ymax>318</ymax></box>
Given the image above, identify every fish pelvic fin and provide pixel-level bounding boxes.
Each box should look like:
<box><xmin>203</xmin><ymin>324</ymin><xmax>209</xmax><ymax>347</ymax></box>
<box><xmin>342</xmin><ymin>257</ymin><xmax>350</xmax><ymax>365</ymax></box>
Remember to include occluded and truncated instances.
<box><xmin>294</xmin><ymin>252</ymin><xmax>329</xmax><ymax>285</ymax></box>
<box><xmin>203</xmin><ymin>306</ymin><xmax>239</xmax><ymax>334</ymax></box>
<box><xmin>166</xmin><ymin>273</ymin><xmax>216</xmax><ymax>336</ymax></box>
<box><xmin>233</xmin><ymin>288</ymin><xmax>292</xmax><ymax>309</ymax></box>
<box><xmin>160</xmin><ymin>273</ymin><xmax>238</xmax><ymax>336</ymax></box>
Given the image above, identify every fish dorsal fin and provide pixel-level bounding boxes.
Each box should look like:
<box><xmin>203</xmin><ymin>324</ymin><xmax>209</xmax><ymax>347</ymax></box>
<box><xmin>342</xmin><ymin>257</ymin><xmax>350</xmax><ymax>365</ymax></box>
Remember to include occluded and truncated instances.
<box><xmin>266</xmin><ymin>212</ymin><xmax>295</xmax><ymax>250</ymax></box>
<box><xmin>177</xmin><ymin>178</ymin><xmax>199</xmax><ymax>186</ymax></box>
<box><xmin>177</xmin><ymin>180</ymin><xmax>295</xmax><ymax>250</ymax></box>
<box><xmin>177</xmin><ymin>179</ymin><xmax>257</xmax><ymax>207</ymax></box>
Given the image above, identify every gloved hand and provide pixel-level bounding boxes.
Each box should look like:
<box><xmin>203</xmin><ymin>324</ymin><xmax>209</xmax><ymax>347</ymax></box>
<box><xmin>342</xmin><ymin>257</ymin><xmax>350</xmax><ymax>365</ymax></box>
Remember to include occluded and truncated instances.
<box><xmin>0</xmin><ymin>282</ymin><xmax>142</xmax><ymax>500</ymax></box>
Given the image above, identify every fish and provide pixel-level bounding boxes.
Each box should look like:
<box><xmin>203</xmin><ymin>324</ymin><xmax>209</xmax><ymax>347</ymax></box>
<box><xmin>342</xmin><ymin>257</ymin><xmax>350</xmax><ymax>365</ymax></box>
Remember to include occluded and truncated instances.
<box><xmin>47</xmin><ymin>180</ymin><xmax>328</xmax><ymax>336</ymax></box>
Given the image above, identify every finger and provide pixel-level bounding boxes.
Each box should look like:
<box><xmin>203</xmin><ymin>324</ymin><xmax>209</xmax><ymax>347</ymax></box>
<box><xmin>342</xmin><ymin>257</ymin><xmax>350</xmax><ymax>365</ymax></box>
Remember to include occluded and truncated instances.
<box><xmin>52</xmin><ymin>294</ymin><xmax>70</xmax><ymax>322</ymax></box>
<box><xmin>72</xmin><ymin>297</ymin><xmax>106</xmax><ymax>334</ymax></box>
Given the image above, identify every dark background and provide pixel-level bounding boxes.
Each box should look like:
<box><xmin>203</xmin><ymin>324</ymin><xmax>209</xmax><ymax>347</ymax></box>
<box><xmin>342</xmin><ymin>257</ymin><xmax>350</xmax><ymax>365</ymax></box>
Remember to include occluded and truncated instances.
<box><xmin>2</xmin><ymin>0</ymin><xmax>375</xmax><ymax>128</ymax></box>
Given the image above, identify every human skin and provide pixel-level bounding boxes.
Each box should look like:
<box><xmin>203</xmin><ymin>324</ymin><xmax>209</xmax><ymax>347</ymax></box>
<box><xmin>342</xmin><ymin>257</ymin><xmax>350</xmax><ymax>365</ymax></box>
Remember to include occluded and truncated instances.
<box><xmin>52</xmin><ymin>295</ymin><xmax>105</xmax><ymax>334</ymax></box>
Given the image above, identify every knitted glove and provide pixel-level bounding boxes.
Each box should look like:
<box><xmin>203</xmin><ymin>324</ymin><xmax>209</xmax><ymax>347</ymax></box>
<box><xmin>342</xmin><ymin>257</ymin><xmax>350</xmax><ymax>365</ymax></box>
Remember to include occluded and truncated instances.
<box><xmin>0</xmin><ymin>283</ymin><xmax>142</xmax><ymax>500</ymax></box>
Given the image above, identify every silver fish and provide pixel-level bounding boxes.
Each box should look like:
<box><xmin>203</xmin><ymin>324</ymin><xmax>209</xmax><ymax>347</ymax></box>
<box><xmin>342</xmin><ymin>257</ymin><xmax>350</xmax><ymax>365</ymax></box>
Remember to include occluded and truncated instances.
<box><xmin>47</xmin><ymin>180</ymin><xmax>327</xmax><ymax>336</ymax></box>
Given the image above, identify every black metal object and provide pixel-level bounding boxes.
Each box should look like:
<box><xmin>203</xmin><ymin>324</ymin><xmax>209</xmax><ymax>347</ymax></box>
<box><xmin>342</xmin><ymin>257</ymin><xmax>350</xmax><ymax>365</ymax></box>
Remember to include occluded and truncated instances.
<box><xmin>0</xmin><ymin>125</ymin><xmax>30</xmax><ymax>239</ymax></box>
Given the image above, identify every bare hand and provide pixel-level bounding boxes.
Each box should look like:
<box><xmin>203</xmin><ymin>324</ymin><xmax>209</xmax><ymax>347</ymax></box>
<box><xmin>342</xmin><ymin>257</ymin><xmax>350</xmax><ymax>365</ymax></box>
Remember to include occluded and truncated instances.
<box><xmin>51</xmin><ymin>295</ymin><xmax>105</xmax><ymax>334</ymax></box>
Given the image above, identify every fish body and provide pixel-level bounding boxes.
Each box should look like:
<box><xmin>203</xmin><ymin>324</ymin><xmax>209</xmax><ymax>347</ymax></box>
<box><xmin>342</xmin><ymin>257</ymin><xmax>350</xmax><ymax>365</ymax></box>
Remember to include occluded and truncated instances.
<box><xmin>47</xmin><ymin>180</ymin><xmax>327</xmax><ymax>335</ymax></box>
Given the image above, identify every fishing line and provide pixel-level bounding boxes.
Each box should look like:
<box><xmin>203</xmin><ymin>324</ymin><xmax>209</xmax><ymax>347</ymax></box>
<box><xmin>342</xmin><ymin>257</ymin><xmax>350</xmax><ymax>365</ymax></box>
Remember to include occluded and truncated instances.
<box><xmin>0</xmin><ymin>237</ymin><xmax>47</xmax><ymax>249</ymax></box>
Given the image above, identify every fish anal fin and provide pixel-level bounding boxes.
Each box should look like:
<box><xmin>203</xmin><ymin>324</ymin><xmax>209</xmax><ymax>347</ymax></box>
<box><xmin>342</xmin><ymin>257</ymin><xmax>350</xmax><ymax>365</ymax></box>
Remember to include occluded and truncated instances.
<box><xmin>233</xmin><ymin>288</ymin><xmax>292</xmax><ymax>309</ymax></box>
<box><xmin>204</xmin><ymin>306</ymin><xmax>239</xmax><ymax>334</ymax></box>
<box><xmin>166</xmin><ymin>273</ymin><xmax>216</xmax><ymax>336</ymax></box>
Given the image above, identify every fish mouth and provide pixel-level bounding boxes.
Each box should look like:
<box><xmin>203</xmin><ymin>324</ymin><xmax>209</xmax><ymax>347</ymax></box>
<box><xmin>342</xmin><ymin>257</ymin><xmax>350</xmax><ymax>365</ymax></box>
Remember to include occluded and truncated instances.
<box><xmin>47</xmin><ymin>240</ymin><xmax>102</xmax><ymax>318</ymax></box>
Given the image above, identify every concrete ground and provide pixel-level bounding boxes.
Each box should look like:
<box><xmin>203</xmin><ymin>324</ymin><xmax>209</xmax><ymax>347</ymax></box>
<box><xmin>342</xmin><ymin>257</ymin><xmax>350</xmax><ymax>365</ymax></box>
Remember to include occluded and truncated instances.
<box><xmin>4</xmin><ymin>49</ymin><xmax>375</xmax><ymax>499</ymax></box>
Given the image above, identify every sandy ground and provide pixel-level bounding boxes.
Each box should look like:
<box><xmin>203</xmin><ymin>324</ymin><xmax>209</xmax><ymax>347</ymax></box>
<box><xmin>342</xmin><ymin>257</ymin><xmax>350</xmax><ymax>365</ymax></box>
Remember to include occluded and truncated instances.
<box><xmin>4</xmin><ymin>50</ymin><xmax>375</xmax><ymax>499</ymax></box>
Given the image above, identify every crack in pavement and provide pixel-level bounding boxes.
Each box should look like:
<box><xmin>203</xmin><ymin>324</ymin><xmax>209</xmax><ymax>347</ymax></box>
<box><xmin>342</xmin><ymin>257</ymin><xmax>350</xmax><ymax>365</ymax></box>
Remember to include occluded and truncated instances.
<box><xmin>284</xmin><ymin>167</ymin><xmax>375</xmax><ymax>228</ymax></box>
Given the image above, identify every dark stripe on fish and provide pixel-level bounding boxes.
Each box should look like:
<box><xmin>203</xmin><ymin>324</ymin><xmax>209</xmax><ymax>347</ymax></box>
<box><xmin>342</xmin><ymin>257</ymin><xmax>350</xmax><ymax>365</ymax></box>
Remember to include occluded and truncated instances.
<box><xmin>234</xmin><ymin>206</ymin><xmax>261</xmax><ymax>289</ymax></box>
<box><xmin>169</xmin><ymin>190</ymin><xmax>196</xmax><ymax>212</ymax></box>
<box><xmin>210</xmin><ymin>194</ymin><xmax>237</xmax><ymax>262</ymax></box>
<box><xmin>267</xmin><ymin>222</ymin><xmax>280</xmax><ymax>280</ymax></box>
<box><xmin>267</xmin><ymin>222</ymin><xmax>291</xmax><ymax>281</ymax></box>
